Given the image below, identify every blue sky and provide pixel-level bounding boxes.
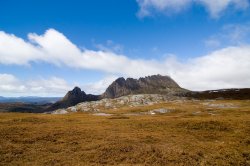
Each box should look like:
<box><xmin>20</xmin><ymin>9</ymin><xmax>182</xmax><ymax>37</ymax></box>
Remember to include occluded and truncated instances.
<box><xmin>0</xmin><ymin>0</ymin><xmax>250</xmax><ymax>96</ymax></box>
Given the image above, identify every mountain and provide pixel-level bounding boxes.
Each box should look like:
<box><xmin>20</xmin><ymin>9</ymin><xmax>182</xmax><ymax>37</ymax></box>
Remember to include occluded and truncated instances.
<box><xmin>102</xmin><ymin>74</ymin><xmax>188</xmax><ymax>98</ymax></box>
<box><xmin>1</xmin><ymin>74</ymin><xmax>250</xmax><ymax>113</ymax></box>
<box><xmin>0</xmin><ymin>103</ymin><xmax>51</xmax><ymax>113</ymax></box>
<box><xmin>0</xmin><ymin>96</ymin><xmax>61</xmax><ymax>104</ymax></box>
<box><xmin>47</xmin><ymin>87</ymin><xmax>100</xmax><ymax>111</ymax></box>
<box><xmin>47</xmin><ymin>75</ymin><xmax>185</xmax><ymax>111</ymax></box>
<box><xmin>185</xmin><ymin>88</ymin><xmax>250</xmax><ymax>100</ymax></box>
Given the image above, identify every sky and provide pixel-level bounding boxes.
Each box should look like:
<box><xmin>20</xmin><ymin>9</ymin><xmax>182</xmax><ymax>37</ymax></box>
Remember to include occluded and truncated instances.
<box><xmin>0</xmin><ymin>0</ymin><xmax>250</xmax><ymax>97</ymax></box>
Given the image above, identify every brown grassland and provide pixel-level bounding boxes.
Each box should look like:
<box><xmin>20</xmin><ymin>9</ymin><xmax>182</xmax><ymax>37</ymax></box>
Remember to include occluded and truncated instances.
<box><xmin>0</xmin><ymin>99</ymin><xmax>250</xmax><ymax>165</ymax></box>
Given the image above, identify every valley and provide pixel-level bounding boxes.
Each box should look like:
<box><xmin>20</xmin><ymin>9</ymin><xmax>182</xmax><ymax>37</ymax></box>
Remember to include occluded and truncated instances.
<box><xmin>0</xmin><ymin>75</ymin><xmax>249</xmax><ymax>165</ymax></box>
<box><xmin>0</xmin><ymin>99</ymin><xmax>249</xmax><ymax>165</ymax></box>
<box><xmin>1</xmin><ymin>1</ymin><xmax>250</xmax><ymax>165</ymax></box>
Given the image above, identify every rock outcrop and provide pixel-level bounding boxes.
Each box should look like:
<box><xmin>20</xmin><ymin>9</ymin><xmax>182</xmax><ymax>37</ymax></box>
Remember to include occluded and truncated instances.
<box><xmin>52</xmin><ymin>94</ymin><xmax>181</xmax><ymax>114</ymax></box>
<box><xmin>102</xmin><ymin>74</ymin><xmax>188</xmax><ymax>98</ymax></box>
<box><xmin>47</xmin><ymin>87</ymin><xmax>100</xmax><ymax>111</ymax></box>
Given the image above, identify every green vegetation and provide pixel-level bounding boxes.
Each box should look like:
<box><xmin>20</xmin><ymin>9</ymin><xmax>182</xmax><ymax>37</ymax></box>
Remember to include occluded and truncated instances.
<box><xmin>0</xmin><ymin>100</ymin><xmax>249</xmax><ymax>165</ymax></box>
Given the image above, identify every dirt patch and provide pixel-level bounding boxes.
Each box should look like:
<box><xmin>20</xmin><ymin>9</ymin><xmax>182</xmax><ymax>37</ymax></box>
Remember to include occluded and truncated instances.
<box><xmin>179</xmin><ymin>120</ymin><xmax>232</xmax><ymax>131</ymax></box>
<box><xmin>108</xmin><ymin>116</ymin><xmax>130</xmax><ymax>119</ymax></box>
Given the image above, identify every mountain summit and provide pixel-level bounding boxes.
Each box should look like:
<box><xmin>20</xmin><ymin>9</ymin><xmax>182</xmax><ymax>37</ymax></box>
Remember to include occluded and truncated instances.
<box><xmin>47</xmin><ymin>87</ymin><xmax>100</xmax><ymax>111</ymax></box>
<box><xmin>62</xmin><ymin>87</ymin><xmax>86</xmax><ymax>103</ymax></box>
<box><xmin>102</xmin><ymin>75</ymin><xmax>187</xmax><ymax>98</ymax></box>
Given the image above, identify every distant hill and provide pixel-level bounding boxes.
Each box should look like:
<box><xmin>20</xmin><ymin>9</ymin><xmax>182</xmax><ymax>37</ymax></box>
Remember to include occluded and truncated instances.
<box><xmin>185</xmin><ymin>88</ymin><xmax>250</xmax><ymax>100</ymax></box>
<box><xmin>0</xmin><ymin>103</ymin><xmax>51</xmax><ymax>113</ymax></box>
<box><xmin>0</xmin><ymin>96</ymin><xmax>61</xmax><ymax>104</ymax></box>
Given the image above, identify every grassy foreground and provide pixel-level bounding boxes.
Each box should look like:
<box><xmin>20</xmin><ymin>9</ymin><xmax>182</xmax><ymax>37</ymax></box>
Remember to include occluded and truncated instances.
<box><xmin>0</xmin><ymin>100</ymin><xmax>250</xmax><ymax>165</ymax></box>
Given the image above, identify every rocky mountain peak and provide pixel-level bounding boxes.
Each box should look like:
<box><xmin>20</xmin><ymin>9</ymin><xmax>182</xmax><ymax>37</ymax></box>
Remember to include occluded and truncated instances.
<box><xmin>71</xmin><ymin>86</ymin><xmax>82</xmax><ymax>94</ymax></box>
<box><xmin>139</xmin><ymin>74</ymin><xmax>181</xmax><ymax>88</ymax></box>
<box><xmin>47</xmin><ymin>87</ymin><xmax>100</xmax><ymax>111</ymax></box>
<box><xmin>102</xmin><ymin>74</ymin><xmax>187</xmax><ymax>98</ymax></box>
<box><xmin>114</xmin><ymin>77</ymin><xmax>126</xmax><ymax>86</ymax></box>
<box><xmin>62</xmin><ymin>87</ymin><xmax>86</xmax><ymax>102</ymax></box>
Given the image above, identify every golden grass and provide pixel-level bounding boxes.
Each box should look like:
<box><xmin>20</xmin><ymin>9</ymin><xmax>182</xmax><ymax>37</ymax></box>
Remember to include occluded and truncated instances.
<box><xmin>0</xmin><ymin>100</ymin><xmax>250</xmax><ymax>165</ymax></box>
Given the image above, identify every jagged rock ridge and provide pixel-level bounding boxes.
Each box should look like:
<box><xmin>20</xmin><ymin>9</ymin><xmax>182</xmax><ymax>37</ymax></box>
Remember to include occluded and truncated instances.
<box><xmin>102</xmin><ymin>74</ymin><xmax>188</xmax><ymax>98</ymax></box>
<box><xmin>47</xmin><ymin>75</ymin><xmax>186</xmax><ymax>111</ymax></box>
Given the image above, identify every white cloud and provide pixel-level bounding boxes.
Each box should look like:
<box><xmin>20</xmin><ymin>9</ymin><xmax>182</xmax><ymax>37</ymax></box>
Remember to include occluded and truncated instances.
<box><xmin>26</xmin><ymin>77</ymin><xmax>73</xmax><ymax>96</ymax></box>
<box><xmin>136</xmin><ymin>0</ymin><xmax>249</xmax><ymax>18</ymax></box>
<box><xmin>0</xmin><ymin>29</ymin><xmax>250</xmax><ymax>96</ymax></box>
<box><xmin>82</xmin><ymin>75</ymin><xmax>119</xmax><ymax>95</ymax></box>
<box><xmin>204</xmin><ymin>23</ymin><xmax>250</xmax><ymax>48</ymax></box>
<box><xmin>204</xmin><ymin>38</ymin><xmax>221</xmax><ymax>48</ymax></box>
<box><xmin>0</xmin><ymin>29</ymin><xmax>163</xmax><ymax>77</ymax></box>
<box><xmin>0</xmin><ymin>74</ymin><xmax>26</xmax><ymax>93</ymax></box>
<box><xmin>198</xmin><ymin>0</ymin><xmax>249</xmax><ymax>18</ymax></box>
<box><xmin>222</xmin><ymin>23</ymin><xmax>250</xmax><ymax>43</ymax></box>
<box><xmin>136</xmin><ymin>0</ymin><xmax>192</xmax><ymax>17</ymax></box>
<box><xmin>0</xmin><ymin>32</ymin><xmax>42</xmax><ymax>65</ymax></box>
<box><xmin>0</xmin><ymin>73</ymin><xmax>117</xmax><ymax>96</ymax></box>
<box><xmin>0</xmin><ymin>74</ymin><xmax>73</xmax><ymax>97</ymax></box>
<box><xmin>93</xmin><ymin>40</ymin><xmax>124</xmax><ymax>54</ymax></box>
<box><xmin>166</xmin><ymin>46</ymin><xmax>250</xmax><ymax>90</ymax></box>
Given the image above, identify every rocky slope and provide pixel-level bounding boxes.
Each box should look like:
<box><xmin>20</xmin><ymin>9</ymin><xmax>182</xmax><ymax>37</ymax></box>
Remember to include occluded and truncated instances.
<box><xmin>51</xmin><ymin>93</ymin><xmax>241</xmax><ymax>115</ymax></box>
<box><xmin>51</xmin><ymin>94</ymin><xmax>182</xmax><ymax>114</ymax></box>
<box><xmin>102</xmin><ymin>74</ymin><xmax>188</xmax><ymax>98</ymax></box>
<box><xmin>47</xmin><ymin>87</ymin><xmax>100</xmax><ymax>111</ymax></box>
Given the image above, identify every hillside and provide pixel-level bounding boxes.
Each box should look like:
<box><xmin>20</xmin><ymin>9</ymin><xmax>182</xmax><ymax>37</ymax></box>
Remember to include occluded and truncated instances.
<box><xmin>186</xmin><ymin>88</ymin><xmax>250</xmax><ymax>100</ymax></box>
<box><xmin>1</xmin><ymin>99</ymin><xmax>249</xmax><ymax>165</ymax></box>
<box><xmin>0</xmin><ymin>96</ymin><xmax>61</xmax><ymax>104</ymax></box>
<box><xmin>0</xmin><ymin>103</ymin><xmax>51</xmax><ymax>113</ymax></box>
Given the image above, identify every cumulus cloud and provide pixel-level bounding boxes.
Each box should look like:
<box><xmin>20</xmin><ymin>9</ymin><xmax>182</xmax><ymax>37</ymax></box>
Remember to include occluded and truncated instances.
<box><xmin>82</xmin><ymin>75</ymin><xmax>119</xmax><ymax>95</ymax></box>
<box><xmin>0</xmin><ymin>73</ymin><xmax>118</xmax><ymax>96</ymax></box>
<box><xmin>136</xmin><ymin>0</ymin><xmax>192</xmax><ymax>17</ymax></box>
<box><xmin>0</xmin><ymin>29</ymin><xmax>250</xmax><ymax>96</ymax></box>
<box><xmin>204</xmin><ymin>38</ymin><xmax>221</xmax><ymax>48</ymax></box>
<box><xmin>204</xmin><ymin>23</ymin><xmax>250</xmax><ymax>48</ymax></box>
<box><xmin>93</xmin><ymin>40</ymin><xmax>124</xmax><ymax>54</ymax></box>
<box><xmin>0</xmin><ymin>74</ymin><xmax>26</xmax><ymax>93</ymax></box>
<box><xmin>222</xmin><ymin>23</ymin><xmax>250</xmax><ymax>44</ymax></box>
<box><xmin>0</xmin><ymin>29</ymin><xmax>162</xmax><ymax>77</ymax></box>
<box><xmin>136</xmin><ymin>0</ymin><xmax>249</xmax><ymax>18</ymax></box>
<box><xmin>166</xmin><ymin>46</ymin><xmax>250</xmax><ymax>90</ymax></box>
<box><xmin>0</xmin><ymin>74</ymin><xmax>72</xmax><ymax>97</ymax></box>
<box><xmin>198</xmin><ymin>0</ymin><xmax>249</xmax><ymax>18</ymax></box>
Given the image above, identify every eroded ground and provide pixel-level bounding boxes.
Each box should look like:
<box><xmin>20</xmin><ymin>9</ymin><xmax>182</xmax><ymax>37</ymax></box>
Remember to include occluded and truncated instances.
<box><xmin>0</xmin><ymin>99</ymin><xmax>250</xmax><ymax>165</ymax></box>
